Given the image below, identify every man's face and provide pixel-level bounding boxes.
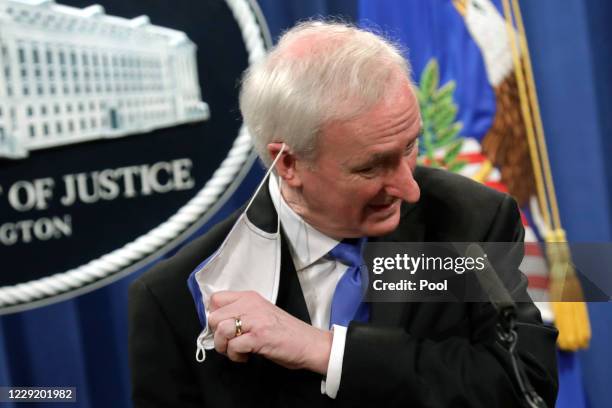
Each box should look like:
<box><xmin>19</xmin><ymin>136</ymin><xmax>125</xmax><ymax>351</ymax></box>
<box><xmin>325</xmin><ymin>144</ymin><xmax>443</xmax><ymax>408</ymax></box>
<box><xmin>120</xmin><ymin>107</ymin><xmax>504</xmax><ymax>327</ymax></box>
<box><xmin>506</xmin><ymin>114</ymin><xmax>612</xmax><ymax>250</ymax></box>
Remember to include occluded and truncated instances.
<box><xmin>290</xmin><ymin>80</ymin><xmax>421</xmax><ymax>238</ymax></box>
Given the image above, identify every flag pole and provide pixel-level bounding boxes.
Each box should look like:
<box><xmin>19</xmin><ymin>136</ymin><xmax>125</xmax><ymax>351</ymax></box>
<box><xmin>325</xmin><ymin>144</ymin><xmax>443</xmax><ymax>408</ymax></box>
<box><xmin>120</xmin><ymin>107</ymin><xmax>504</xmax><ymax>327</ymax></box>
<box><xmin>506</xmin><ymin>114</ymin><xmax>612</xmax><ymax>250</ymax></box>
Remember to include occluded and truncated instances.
<box><xmin>505</xmin><ymin>0</ymin><xmax>591</xmax><ymax>350</ymax></box>
<box><xmin>500</xmin><ymin>0</ymin><xmax>550</xmax><ymax>229</ymax></box>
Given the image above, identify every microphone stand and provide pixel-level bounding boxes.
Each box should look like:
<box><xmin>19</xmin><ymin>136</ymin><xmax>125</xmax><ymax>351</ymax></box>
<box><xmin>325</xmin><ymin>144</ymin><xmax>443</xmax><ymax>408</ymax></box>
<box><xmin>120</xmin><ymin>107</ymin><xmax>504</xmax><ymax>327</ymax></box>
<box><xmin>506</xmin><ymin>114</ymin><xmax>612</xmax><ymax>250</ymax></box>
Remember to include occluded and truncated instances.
<box><xmin>466</xmin><ymin>244</ymin><xmax>548</xmax><ymax>408</ymax></box>
<box><xmin>496</xmin><ymin>305</ymin><xmax>547</xmax><ymax>408</ymax></box>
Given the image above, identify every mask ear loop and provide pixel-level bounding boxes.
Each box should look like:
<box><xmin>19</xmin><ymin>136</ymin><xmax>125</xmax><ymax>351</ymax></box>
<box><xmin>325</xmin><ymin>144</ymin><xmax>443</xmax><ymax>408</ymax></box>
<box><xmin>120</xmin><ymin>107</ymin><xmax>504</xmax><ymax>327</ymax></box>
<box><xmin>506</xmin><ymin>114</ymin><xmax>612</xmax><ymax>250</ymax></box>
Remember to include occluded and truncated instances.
<box><xmin>245</xmin><ymin>143</ymin><xmax>286</xmax><ymax>214</ymax></box>
<box><xmin>275</xmin><ymin>168</ymin><xmax>283</xmax><ymax>234</ymax></box>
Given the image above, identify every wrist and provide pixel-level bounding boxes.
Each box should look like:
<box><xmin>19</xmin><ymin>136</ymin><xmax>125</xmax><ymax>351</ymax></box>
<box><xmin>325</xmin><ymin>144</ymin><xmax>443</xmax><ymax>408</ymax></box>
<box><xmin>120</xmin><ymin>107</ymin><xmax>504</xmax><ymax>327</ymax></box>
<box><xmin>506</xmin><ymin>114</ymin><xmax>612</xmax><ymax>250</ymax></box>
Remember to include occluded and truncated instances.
<box><xmin>305</xmin><ymin>329</ymin><xmax>333</xmax><ymax>375</ymax></box>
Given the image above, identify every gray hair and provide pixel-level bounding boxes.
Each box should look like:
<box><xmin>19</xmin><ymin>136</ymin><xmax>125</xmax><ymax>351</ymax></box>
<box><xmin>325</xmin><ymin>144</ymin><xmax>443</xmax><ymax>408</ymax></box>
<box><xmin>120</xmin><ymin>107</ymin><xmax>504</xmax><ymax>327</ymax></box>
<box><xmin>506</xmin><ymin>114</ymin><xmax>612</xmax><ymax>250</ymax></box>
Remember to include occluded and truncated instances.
<box><xmin>239</xmin><ymin>20</ymin><xmax>412</xmax><ymax>167</ymax></box>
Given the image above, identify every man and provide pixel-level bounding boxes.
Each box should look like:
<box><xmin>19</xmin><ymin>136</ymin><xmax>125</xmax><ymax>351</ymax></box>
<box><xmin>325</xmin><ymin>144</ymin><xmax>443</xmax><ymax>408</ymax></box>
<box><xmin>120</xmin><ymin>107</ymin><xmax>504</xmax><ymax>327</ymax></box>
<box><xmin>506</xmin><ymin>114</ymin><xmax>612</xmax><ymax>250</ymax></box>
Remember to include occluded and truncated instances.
<box><xmin>129</xmin><ymin>21</ymin><xmax>558</xmax><ymax>407</ymax></box>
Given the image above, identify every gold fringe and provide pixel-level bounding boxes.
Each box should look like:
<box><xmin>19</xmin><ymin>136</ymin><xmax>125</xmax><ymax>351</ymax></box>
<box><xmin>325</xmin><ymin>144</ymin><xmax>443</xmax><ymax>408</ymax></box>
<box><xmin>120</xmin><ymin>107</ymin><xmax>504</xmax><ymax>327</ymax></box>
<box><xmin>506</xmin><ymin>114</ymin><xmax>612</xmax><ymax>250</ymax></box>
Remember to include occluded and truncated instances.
<box><xmin>545</xmin><ymin>229</ymin><xmax>592</xmax><ymax>350</ymax></box>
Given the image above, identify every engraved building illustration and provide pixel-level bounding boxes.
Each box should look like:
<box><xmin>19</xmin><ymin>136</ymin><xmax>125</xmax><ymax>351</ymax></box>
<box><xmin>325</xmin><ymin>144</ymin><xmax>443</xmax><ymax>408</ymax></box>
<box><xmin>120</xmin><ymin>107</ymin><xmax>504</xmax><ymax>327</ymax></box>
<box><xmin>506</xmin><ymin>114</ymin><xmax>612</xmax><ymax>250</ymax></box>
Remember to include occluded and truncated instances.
<box><xmin>0</xmin><ymin>0</ymin><xmax>209</xmax><ymax>159</ymax></box>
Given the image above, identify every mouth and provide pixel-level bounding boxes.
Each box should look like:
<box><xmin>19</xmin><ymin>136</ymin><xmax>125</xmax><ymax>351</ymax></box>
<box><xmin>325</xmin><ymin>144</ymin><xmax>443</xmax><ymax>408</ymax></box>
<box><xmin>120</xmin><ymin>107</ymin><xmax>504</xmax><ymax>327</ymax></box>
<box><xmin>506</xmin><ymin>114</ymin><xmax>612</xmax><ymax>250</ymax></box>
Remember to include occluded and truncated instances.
<box><xmin>367</xmin><ymin>199</ymin><xmax>400</xmax><ymax>215</ymax></box>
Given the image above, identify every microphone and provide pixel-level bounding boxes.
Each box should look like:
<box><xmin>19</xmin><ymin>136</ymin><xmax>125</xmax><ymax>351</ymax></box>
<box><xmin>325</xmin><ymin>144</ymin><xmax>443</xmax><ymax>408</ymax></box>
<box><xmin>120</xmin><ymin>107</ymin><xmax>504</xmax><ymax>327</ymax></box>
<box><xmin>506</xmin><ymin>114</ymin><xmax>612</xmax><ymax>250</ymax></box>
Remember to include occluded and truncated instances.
<box><xmin>465</xmin><ymin>244</ymin><xmax>517</xmax><ymax>333</ymax></box>
<box><xmin>465</xmin><ymin>244</ymin><xmax>547</xmax><ymax>408</ymax></box>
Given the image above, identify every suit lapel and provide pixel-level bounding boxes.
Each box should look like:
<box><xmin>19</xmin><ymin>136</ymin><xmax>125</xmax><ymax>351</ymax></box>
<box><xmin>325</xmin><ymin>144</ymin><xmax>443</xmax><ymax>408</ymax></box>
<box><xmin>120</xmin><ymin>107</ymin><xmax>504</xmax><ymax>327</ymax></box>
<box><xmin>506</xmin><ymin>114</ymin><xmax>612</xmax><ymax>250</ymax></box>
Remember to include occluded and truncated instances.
<box><xmin>246</xmin><ymin>179</ymin><xmax>278</xmax><ymax>234</ymax></box>
<box><xmin>369</xmin><ymin>201</ymin><xmax>426</xmax><ymax>327</ymax></box>
<box><xmin>276</xmin><ymin>232</ymin><xmax>312</xmax><ymax>324</ymax></box>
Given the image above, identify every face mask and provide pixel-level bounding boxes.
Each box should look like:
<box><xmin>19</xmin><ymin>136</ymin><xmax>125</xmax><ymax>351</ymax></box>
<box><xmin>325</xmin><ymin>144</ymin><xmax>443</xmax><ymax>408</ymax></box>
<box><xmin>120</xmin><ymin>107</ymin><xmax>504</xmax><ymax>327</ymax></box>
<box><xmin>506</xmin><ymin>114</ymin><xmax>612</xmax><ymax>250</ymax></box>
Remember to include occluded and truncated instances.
<box><xmin>188</xmin><ymin>145</ymin><xmax>286</xmax><ymax>362</ymax></box>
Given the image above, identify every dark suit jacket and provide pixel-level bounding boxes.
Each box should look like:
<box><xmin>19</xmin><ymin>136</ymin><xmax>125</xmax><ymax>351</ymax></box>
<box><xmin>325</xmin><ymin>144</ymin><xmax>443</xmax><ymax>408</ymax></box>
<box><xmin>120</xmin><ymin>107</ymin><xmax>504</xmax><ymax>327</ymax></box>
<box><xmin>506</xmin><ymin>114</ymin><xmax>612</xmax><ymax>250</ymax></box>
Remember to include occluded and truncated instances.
<box><xmin>129</xmin><ymin>167</ymin><xmax>558</xmax><ymax>407</ymax></box>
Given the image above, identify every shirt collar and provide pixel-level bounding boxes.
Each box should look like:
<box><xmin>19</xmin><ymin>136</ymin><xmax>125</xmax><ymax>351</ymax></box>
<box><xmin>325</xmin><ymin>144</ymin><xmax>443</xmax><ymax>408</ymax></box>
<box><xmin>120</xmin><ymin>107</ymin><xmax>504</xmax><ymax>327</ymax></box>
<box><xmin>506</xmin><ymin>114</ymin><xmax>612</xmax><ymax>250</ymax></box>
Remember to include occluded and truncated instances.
<box><xmin>268</xmin><ymin>175</ymin><xmax>339</xmax><ymax>271</ymax></box>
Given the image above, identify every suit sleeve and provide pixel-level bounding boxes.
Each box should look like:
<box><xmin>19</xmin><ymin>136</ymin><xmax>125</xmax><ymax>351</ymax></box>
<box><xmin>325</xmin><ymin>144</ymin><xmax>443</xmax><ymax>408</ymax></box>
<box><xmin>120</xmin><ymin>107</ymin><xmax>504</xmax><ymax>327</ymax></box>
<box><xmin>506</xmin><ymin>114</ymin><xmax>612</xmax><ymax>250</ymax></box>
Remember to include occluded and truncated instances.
<box><xmin>336</xmin><ymin>196</ymin><xmax>559</xmax><ymax>407</ymax></box>
<box><xmin>128</xmin><ymin>279</ymin><xmax>202</xmax><ymax>408</ymax></box>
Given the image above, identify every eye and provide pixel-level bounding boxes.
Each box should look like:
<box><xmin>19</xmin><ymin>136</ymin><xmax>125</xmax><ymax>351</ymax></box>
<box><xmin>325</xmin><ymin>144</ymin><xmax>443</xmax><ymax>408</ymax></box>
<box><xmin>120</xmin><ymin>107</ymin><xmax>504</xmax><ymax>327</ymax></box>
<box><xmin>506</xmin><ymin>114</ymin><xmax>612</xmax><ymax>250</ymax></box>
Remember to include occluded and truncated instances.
<box><xmin>357</xmin><ymin>166</ymin><xmax>375</xmax><ymax>174</ymax></box>
<box><xmin>403</xmin><ymin>140</ymin><xmax>417</xmax><ymax>156</ymax></box>
<box><xmin>351</xmin><ymin>162</ymin><xmax>379</xmax><ymax>178</ymax></box>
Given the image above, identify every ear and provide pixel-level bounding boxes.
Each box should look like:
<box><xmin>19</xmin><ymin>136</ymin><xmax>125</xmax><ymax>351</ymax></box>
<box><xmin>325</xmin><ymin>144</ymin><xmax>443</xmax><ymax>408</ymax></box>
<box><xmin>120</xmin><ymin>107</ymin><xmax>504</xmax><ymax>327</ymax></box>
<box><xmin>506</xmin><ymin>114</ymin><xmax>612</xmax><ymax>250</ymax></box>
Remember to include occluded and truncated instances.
<box><xmin>267</xmin><ymin>142</ymin><xmax>303</xmax><ymax>188</ymax></box>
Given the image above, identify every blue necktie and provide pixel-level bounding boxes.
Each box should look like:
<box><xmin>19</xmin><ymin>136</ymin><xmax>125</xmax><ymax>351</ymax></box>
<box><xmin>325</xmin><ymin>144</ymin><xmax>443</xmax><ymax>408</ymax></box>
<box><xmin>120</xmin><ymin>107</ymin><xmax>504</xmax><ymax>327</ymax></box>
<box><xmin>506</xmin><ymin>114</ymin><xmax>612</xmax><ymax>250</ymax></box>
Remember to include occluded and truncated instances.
<box><xmin>329</xmin><ymin>238</ymin><xmax>370</xmax><ymax>328</ymax></box>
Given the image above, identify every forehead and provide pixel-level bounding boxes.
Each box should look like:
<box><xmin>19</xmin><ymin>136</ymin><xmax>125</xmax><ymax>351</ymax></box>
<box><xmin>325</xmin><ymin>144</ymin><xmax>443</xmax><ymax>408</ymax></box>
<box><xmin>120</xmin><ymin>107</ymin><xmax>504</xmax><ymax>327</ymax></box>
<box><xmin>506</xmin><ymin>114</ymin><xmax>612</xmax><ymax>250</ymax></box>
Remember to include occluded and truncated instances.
<box><xmin>319</xmin><ymin>81</ymin><xmax>421</xmax><ymax>152</ymax></box>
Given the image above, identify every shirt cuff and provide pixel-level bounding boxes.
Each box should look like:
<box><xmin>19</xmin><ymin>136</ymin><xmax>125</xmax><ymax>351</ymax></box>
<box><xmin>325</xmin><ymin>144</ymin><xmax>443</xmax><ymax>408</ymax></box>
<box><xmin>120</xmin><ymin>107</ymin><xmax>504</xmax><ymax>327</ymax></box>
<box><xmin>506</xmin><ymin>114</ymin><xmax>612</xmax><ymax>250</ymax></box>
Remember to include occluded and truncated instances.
<box><xmin>320</xmin><ymin>324</ymin><xmax>347</xmax><ymax>399</ymax></box>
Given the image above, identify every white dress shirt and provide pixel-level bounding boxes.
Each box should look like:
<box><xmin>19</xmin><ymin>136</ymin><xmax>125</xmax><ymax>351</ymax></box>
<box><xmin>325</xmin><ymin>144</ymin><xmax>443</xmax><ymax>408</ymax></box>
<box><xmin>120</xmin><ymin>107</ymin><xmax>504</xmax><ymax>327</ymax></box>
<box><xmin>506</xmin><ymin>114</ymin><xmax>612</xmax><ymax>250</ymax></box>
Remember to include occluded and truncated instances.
<box><xmin>268</xmin><ymin>175</ymin><xmax>349</xmax><ymax>399</ymax></box>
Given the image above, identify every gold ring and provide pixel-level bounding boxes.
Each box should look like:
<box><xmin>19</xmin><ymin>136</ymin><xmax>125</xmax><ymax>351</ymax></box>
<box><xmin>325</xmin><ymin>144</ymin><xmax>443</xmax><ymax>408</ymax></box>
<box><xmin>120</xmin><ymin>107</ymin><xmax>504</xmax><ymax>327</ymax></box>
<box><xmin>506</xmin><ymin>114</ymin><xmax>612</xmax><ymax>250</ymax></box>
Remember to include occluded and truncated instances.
<box><xmin>234</xmin><ymin>317</ymin><xmax>243</xmax><ymax>337</ymax></box>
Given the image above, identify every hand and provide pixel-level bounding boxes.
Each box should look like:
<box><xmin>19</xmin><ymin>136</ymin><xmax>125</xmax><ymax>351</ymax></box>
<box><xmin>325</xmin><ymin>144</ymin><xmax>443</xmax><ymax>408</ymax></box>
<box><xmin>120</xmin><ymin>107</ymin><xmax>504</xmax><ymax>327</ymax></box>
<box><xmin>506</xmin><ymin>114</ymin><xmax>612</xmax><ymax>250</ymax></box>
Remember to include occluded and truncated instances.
<box><xmin>207</xmin><ymin>290</ymin><xmax>333</xmax><ymax>374</ymax></box>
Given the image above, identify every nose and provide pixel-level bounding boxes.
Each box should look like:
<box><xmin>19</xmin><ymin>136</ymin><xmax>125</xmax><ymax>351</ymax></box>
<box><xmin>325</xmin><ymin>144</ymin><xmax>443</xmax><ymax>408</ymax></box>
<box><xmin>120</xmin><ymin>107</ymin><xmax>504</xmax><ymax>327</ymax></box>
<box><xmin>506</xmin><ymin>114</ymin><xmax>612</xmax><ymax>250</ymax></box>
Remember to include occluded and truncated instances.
<box><xmin>384</xmin><ymin>160</ymin><xmax>420</xmax><ymax>203</ymax></box>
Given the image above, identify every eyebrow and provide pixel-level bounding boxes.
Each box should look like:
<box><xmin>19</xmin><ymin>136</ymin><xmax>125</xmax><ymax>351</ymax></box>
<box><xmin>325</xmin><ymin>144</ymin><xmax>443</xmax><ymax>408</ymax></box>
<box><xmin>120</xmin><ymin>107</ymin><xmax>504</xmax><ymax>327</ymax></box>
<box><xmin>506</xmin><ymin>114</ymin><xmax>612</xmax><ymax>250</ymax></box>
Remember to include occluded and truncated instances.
<box><xmin>350</xmin><ymin>136</ymin><xmax>420</xmax><ymax>169</ymax></box>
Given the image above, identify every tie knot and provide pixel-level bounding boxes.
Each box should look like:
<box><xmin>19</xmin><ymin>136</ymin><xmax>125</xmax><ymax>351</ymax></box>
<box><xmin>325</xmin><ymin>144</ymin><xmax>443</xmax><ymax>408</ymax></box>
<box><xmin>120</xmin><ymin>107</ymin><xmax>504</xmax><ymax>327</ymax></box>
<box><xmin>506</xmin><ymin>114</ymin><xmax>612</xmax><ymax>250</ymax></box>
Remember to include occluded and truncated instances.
<box><xmin>329</xmin><ymin>238</ymin><xmax>367</xmax><ymax>267</ymax></box>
